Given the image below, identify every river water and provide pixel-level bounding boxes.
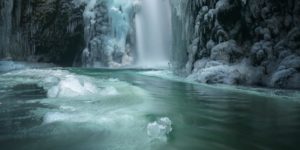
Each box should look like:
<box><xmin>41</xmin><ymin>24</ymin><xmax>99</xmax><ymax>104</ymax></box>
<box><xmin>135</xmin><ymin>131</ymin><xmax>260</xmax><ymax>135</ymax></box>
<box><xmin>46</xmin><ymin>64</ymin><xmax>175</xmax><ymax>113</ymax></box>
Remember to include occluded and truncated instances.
<box><xmin>0</xmin><ymin>68</ymin><xmax>299</xmax><ymax>150</ymax></box>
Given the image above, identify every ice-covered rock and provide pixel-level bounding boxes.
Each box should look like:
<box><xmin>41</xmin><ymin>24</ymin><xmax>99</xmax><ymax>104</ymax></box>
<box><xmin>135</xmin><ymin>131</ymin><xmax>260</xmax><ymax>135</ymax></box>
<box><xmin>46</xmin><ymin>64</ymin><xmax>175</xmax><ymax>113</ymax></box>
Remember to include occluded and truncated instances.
<box><xmin>170</xmin><ymin>0</ymin><xmax>300</xmax><ymax>89</ymax></box>
<box><xmin>277</xmin><ymin>55</ymin><xmax>300</xmax><ymax>71</ymax></box>
<box><xmin>271</xmin><ymin>68</ymin><xmax>300</xmax><ymax>89</ymax></box>
<box><xmin>188</xmin><ymin>64</ymin><xmax>241</xmax><ymax>84</ymax></box>
<box><xmin>210</xmin><ymin>40</ymin><xmax>242</xmax><ymax>63</ymax></box>
<box><xmin>270</xmin><ymin>54</ymin><xmax>300</xmax><ymax>89</ymax></box>
<box><xmin>186</xmin><ymin>38</ymin><xmax>200</xmax><ymax>73</ymax></box>
<box><xmin>189</xmin><ymin>60</ymin><xmax>264</xmax><ymax>86</ymax></box>
<box><xmin>250</xmin><ymin>41</ymin><xmax>274</xmax><ymax>66</ymax></box>
<box><xmin>287</xmin><ymin>28</ymin><xmax>300</xmax><ymax>52</ymax></box>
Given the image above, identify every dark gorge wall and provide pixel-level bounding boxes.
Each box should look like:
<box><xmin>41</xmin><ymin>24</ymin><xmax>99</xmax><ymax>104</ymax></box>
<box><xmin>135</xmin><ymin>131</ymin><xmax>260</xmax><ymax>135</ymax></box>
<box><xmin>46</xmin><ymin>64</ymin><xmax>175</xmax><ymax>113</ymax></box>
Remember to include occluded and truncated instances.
<box><xmin>0</xmin><ymin>0</ymin><xmax>136</xmax><ymax>67</ymax></box>
<box><xmin>0</xmin><ymin>0</ymin><xmax>85</xmax><ymax>66</ymax></box>
<box><xmin>171</xmin><ymin>0</ymin><xmax>300</xmax><ymax>89</ymax></box>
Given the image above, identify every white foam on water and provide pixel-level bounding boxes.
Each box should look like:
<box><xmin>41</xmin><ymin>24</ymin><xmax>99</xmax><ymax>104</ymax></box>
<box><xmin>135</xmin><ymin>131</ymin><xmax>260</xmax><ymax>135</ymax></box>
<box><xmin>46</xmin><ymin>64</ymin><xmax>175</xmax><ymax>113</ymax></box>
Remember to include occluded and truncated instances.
<box><xmin>140</xmin><ymin>70</ymin><xmax>183</xmax><ymax>82</ymax></box>
<box><xmin>43</xmin><ymin>112</ymin><xmax>74</xmax><ymax>124</ymax></box>
<box><xmin>43</xmin><ymin>110</ymin><xmax>141</xmax><ymax>130</ymax></box>
<box><xmin>141</xmin><ymin>70</ymin><xmax>172</xmax><ymax>77</ymax></box>
<box><xmin>1</xmin><ymin>68</ymin><xmax>168</xmax><ymax>149</ymax></box>
<box><xmin>100</xmin><ymin>86</ymin><xmax>119</xmax><ymax>96</ymax></box>
<box><xmin>43</xmin><ymin>112</ymin><xmax>95</xmax><ymax>124</ymax></box>
<box><xmin>147</xmin><ymin>117</ymin><xmax>172</xmax><ymax>141</ymax></box>
<box><xmin>108</xmin><ymin>78</ymin><xmax>120</xmax><ymax>82</ymax></box>
<box><xmin>41</xmin><ymin>108</ymin><xmax>154</xmax><ymax>150</ymax></box>
<box><xmin>59</xmin><ymin>105</ymin><xmax>76</xmax><ymax>112</ymax></box>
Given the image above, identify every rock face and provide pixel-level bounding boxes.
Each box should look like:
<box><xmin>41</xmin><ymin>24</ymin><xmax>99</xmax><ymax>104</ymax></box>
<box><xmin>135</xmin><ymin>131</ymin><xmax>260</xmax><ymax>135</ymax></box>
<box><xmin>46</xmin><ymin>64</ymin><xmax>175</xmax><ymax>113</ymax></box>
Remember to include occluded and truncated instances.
<box><xmin>0</xmin><ymin>0</ymin><xmax>85</xmax><ymax>66</ymax></box>
<box><xmin>171</xmin><ymin>0</ymin><xmax>300</xmax><ymax>89</ymax></box>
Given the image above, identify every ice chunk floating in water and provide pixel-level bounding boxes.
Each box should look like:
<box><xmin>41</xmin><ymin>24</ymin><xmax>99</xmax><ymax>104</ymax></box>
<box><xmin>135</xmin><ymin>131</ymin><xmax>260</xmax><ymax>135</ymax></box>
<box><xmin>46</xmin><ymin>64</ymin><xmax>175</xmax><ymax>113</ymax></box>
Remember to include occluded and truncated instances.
<box><xmin>47</xmin><ymin>76</ymin><xmax>98</xmax><ymax>98</ymax></box>
<box><xmin>147</xmin><ymin>117</ymin><xmax>173</xmax><ymax>141</ymax></box>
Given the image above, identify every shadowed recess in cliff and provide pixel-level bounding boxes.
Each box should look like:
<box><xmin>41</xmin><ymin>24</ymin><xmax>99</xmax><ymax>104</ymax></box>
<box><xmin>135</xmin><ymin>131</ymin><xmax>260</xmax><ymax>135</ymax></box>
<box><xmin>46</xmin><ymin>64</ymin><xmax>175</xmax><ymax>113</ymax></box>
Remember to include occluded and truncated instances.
<box><xmin>0</xmin><ymin>0</ymin><xmax>85</xmax><ymax>66</ymax></box>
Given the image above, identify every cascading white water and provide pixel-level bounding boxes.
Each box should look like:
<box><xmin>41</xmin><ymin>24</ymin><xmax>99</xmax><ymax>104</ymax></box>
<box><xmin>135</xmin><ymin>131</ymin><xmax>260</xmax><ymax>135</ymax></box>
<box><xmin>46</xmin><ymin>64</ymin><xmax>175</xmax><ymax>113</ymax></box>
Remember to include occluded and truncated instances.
<box><xmin>135</xmin><ymin>0</ymin><xmax>172</xmax><ymax>68</ymax></box>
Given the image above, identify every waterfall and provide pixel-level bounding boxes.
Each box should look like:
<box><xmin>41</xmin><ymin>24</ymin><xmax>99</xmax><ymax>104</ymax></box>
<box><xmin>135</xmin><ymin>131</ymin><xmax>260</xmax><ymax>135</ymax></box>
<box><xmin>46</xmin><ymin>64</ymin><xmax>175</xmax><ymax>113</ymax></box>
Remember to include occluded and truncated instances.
<box><xmin>135</xmin><ymin>0</ymin><xmax>172</xmax><ymax>68</ymax></box>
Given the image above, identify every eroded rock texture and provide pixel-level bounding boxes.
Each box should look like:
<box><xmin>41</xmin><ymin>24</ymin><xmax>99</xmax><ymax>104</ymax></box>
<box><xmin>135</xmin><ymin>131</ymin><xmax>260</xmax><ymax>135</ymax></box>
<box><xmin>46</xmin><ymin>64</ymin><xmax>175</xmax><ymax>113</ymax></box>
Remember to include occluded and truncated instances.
<box><xmin>0</xmin><ymin>0</ymin><xmax>85</xmax><ymax>66</ymax></box>
<box><xmin>171</xmin><ymin>0</ymin><xmax>300</xmax><ymax>89</ymax></box>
